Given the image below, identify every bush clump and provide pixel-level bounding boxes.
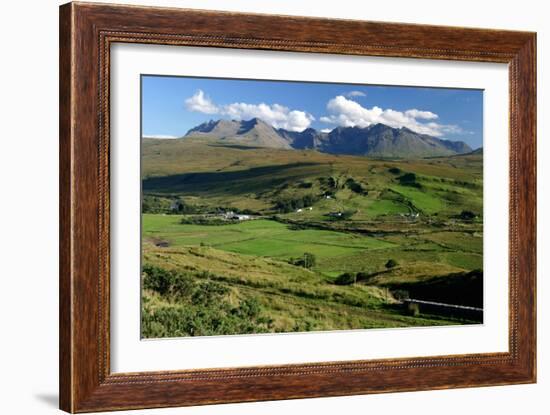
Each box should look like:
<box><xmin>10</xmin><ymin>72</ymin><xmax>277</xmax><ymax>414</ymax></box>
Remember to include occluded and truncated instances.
<box><xmin>345</xmin><ymin>178</ymin><xmax>368</xmax><ymax>195</ymax></box>
<box><xmin>397</xmin><ymin>173</ymin><xmax>421</xmax><ymax>188</ymax></box>
<box><xmin>141</xmin><ymin>265</ymin><xmax>273</xmax><ymax>337</ymax></box>
<box><xmin>388</xmin><ymin>167</ymin><xmax>402</xmax><ymax>175</ymax></box>
<box><xmin>289</xmin><ymin>252</ymin><xmax>316</xmax><ymax>269</ymax></box>
<box><xmin>334</xmin><ymin>272</ymin><xmax>356</xmax><ymax>285</ymax></box>
<box><xmin>333</xmin><ymin>271</ymin><xmax>373</xmax><ymax>285</ymax></box>
<box><xmin>385</xmin><ymin>259</ymin><xmax>398</xmax><ymax>269</ymax></box>
<box><xmin>142</xmin><ymin>196</ymin><xmax>199</xmax><ymax>214</ymax></box>
<box><xmin>458</xmin><ymin>210</ymin><xmax>476</xmax><ymax>220</ymax></box>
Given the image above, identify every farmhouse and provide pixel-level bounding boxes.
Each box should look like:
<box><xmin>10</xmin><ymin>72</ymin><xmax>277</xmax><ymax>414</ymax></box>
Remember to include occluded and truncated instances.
<box><xmin>220</xmin><ymin>211</ymin><xmax>251</xmax><ymax>221</ymax></box>
<box><xmin>234</xmin><ymin>214</ymin><xmax>251</xmax><ymax>220</ymax></box>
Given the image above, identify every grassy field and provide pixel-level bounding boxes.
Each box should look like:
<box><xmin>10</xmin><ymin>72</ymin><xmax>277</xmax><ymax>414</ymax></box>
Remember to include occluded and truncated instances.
<box><xmin>144</xmin><ymin>216</ymin><xmax>394</xmax><ymax>259</ymax></box>
<box><xmin>141</xmin><ymin>138</ymin><xmax>483</xmax><ymax>338</ymax></box>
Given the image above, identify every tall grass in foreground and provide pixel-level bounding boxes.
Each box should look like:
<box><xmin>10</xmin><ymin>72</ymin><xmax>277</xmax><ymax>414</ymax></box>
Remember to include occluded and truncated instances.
<box><xmin>141</xmin><ymin>265</ymin><xmax>273</xmax><ymax>338</ymax></box>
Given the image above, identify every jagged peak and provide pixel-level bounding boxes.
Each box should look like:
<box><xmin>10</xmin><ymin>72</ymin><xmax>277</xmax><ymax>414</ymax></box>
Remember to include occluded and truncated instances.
<box><xmin>184</xmin><ymin>118</ymin><xmax>472</xmax><ymax>157</ymax></box>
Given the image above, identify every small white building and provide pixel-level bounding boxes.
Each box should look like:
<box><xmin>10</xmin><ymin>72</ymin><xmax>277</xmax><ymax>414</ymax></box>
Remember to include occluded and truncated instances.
<box><xmin>219</xmin><ymin>210</ymin><xmax>253</xmax><ymax>221</ymax></box>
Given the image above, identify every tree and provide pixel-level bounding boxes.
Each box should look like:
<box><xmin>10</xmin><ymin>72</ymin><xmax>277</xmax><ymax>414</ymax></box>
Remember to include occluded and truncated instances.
<box><xmin>398</xmin><ymin>172</ymin><xmax>421</xmax><ymax>188</ymax></box>
<box><xmin>289</xmin><ymin>252</ymin><xmax>316</xmax><ymax>269</ymax></box>
<box><xmin>303</xmin><ymin>252</ymin><xmax>316</xmax><ymax>269</ymax></box>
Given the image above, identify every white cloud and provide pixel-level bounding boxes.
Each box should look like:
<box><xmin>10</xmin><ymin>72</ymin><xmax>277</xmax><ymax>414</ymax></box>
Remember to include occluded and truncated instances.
<box><xmin>320</xmin><ymin>128</ymin><xmax>333</xmax><ymax>133</ymax></box>
<box><xmin>405</xmin><ymin>109</ymin><xmax>438</xmax><ymax>120</ymax></box>
<box><xmin>320</xmin><ymin>95</ymin><xmax>460</xmax><ymax>137</ymax></box>
<box><xmin>184</xmin><ymin>90</ymin><xmax>314</xmax><ymax>132</ymax></box>
<box><xmin>184</xmin><ymin>90</ymin><xmax>219</xmax><ymax>114</ymax></box>
<box><xmin>222</xmin><ymin>102</ymin><xmax>314</xmax><ymax>132</ymax></box>
<box><xmin>142</xmin><ymin>134</ymin><xmax>179</xmax><ymax>139</ymax></box>
<box><xmin>346</xmin><ymin>90</ymin><xmax>366</xmax><ymax>98</ymax></box>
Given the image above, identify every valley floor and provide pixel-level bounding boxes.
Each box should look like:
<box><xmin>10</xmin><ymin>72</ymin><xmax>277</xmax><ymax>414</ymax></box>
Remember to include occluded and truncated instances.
<box><xmin>141</xmin><ymin>216</ymin><xmax>482</xmax><ymax>338</ymax></box>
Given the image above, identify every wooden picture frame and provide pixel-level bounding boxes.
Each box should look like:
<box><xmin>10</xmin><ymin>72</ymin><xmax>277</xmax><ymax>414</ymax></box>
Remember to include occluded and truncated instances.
<box><xmin>59</xmin><ymin>2</ymin><xmax>536</xmax><ymax>412</ymax></box>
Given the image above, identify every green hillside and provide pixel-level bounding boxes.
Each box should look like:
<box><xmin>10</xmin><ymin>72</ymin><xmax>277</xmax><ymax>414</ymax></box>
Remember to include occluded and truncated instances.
<box><xmin>141</xmin><ymin>138</ymin><xmax>483</xmax><ymax>338</ymax></box>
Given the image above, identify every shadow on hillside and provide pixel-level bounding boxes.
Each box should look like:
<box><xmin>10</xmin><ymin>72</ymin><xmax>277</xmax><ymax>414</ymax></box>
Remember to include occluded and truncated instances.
<box><xmin>143</xmin><ymin>162</ymin><xmax>322</xmax><ymax>195</ymax></box>
<box><xmin>382</xmin><ymin>269</ymin><xmax>483</xmax><ymax>308</ymax></box>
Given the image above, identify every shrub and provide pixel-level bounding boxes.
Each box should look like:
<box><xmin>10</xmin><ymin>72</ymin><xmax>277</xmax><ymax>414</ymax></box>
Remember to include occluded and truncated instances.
<box><xmin>142</xmin><ymin>196</ymin><xmax>201</xmax><ymax>214</ymax></box>
<box><xmin>289</xmin><ymin>252</ymin><xmax>317</xmax><ymax>269</ymax></box>
<box><xmin>345</xmin><ymin>178</ymin><xmax>367</xmax><ymax>195</ymax></box>
<box><xmin>174</xmin><ymin>200</ymin><xmax>197</xmax><ymax>214</ymax></box>
<box><xmin>356</xmin><ymin>271</ymin><xmax>369</xmax><ymax>282</ymax></box>
<box><xmin>334</xmin><ymin>272</ymin><xmax>356</xmax><ymax>285</ymax></box>
<box><xmin>141</xmin><ymin>264</ymin><xmax>273</xmax><ymax>337</ymax></box>
<box><xmin>191</xmin><ymin>280</ymin><xmax>229</xmax><ymax>306</ymax></box>
<box><xmin>388</xmin><ymin>167</ymin><xmax>402</xmax><ymax>175</ymax></box>
<box><xmin>142</xmin><ymin>264</ymin><xmax>175</xmax><ymax>296</ymax></box>
<box><xmin>141</xmin><ymin>195</ymin><xmax>173</xmax><ymax>214</ymax></box>
<box><xmin>398</xmin><ymin>173</ymin><xmax>421</xmax><ymax>188</ymax></box>
<box><xmin>233</xmin><ymin>297</ymin><xmax>262</xmax><ymax>319</ymax></box>
<box><xmin>385</xmin><ymin>259</ymin><xmax>398</xmax><ymax>269</ymax></box>
<box><xmin>458</xmin><ymin>210</ymin><xmax>476</xmax><ymax>220</ymax></box>
<box><xmin>142</xmin><ymin>264</ymin><xmax>194</xmax><ymax>299</ymax></box>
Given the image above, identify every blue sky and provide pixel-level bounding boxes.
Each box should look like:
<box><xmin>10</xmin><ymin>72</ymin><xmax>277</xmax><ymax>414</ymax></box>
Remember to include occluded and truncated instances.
<box><xmin>142</xmin><ymin>75</ymin><xmax>483</xmax><ymax>148</ymax></box>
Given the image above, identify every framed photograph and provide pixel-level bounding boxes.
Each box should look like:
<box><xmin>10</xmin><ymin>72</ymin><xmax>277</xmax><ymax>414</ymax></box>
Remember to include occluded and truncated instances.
<box><xmin>59</xmin><ymin>2</ymin><xmax>536</xmax><ymax>412</ymax></box>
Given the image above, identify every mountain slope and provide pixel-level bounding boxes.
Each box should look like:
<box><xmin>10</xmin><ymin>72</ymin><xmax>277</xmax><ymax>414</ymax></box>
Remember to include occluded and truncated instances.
<box><xmin>186</xmin><ymin>118</ymin><xmax>292</xmax><ymax>149</ymax></box>
<box><xmin>319</xmin><ymin>124</ymin><xmax>470</xmax><ymax>158</ymax></box>
<box><xmin>186</xmin><ymin>119</ymin><xmax>241</xmax><ymax>138</ymax></box>
<box><xmin>184</xmin><ymin>118</ymin><xmax>472</xmax><ymax>158</ymax></box>
<box><xmin>277</xmin><ymin>127</ymin><xmax>329</xmax><ymax>149</ymax></box>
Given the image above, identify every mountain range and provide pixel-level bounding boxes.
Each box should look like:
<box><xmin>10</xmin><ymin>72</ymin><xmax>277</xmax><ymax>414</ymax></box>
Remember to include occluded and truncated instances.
<box><xmin>184</xmin><ymin>118</ymin><xmax>473</xmax><ymax>158</ymax></box>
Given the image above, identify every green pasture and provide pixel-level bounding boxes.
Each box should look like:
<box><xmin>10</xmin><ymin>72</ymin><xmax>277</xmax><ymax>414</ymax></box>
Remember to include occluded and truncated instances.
<box><xmin>143</xmin><ymin>216</ymin><xmax>394</xmax><ymax>261</ymax></box>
